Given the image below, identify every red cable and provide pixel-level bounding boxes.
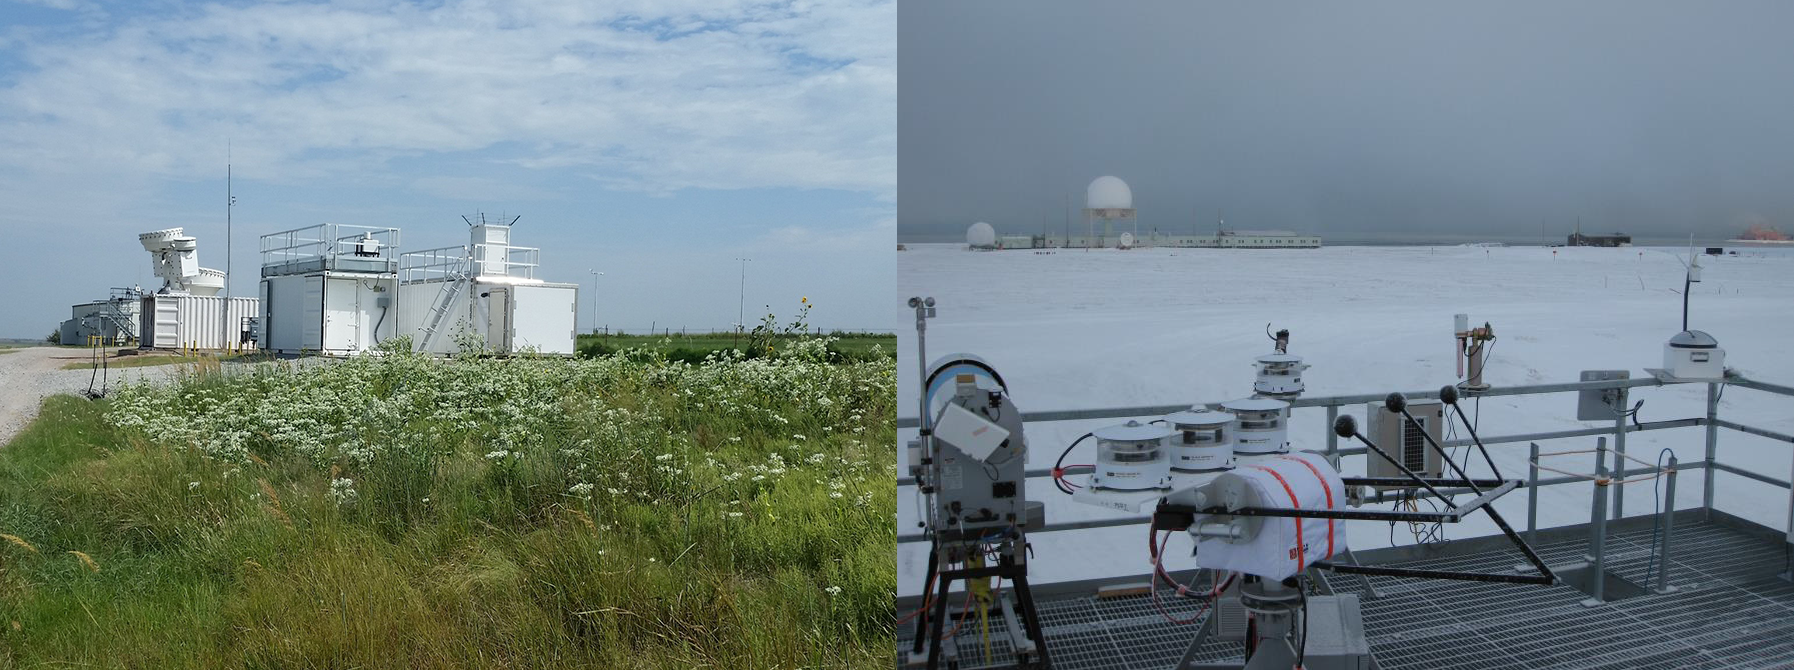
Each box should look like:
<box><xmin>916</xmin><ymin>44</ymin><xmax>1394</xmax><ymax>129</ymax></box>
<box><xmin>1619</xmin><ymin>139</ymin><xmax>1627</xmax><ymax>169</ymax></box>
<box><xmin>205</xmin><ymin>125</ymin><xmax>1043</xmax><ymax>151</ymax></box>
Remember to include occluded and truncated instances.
<box><xmin>894</xmin><ymin>594</ymin><xmax>930</xmax><ymax>626</ymax></box>
<box><xmin>1053</xmin><ymin>464</ymin><xmax>1093</xmax><ymax>491</ymax></box>
<box><xmin>941</xmin><ymin>583</ymin><xmax>979</xmax><ymax>639</ymax></box>
<box><xmin>1148</xmin><ymin>525</ymin><xmax>1234</xmax><ymax>626</ymax></box>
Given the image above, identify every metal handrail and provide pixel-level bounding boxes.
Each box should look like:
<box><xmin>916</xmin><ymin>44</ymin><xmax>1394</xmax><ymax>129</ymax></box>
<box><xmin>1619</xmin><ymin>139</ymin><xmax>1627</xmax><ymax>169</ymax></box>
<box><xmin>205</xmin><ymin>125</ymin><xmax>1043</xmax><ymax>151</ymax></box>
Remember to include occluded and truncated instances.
<box><xmin>400</xmin><ymin>245</ymin><xmax>471</xmax><ymax>284</ymax></box>
<box><xmin>896</xmin><ymin>375</ymin><xmax>1794</xmax><ymax>544</ymax></box>
<box><xmin>399</xmin><ymin>243</ymin><xmax>540</xmax><ymax>282</ymax></box>
<box><xmin>259</xmin><ymin>223</ymin><xmax>401</xmax><ymax>268</ymax></box>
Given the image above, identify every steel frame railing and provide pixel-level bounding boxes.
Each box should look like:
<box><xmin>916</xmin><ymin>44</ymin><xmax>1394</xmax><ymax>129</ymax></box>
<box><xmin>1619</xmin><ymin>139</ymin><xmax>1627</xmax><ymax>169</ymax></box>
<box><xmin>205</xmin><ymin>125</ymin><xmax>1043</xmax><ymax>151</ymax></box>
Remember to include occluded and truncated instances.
<box><xmin>400</xmin><ymin>243</ymin><xmax>541</xmax><ymax>283</ymax></box>
<box><xmin>259</xmin><ymin>223</ymin><xmax>401</xmax><ymax>268</ymax></box>
<box><xmin>897</xmin><ymin>374</ymin><xmax>1794</xmax><ymax>549</ymax></box>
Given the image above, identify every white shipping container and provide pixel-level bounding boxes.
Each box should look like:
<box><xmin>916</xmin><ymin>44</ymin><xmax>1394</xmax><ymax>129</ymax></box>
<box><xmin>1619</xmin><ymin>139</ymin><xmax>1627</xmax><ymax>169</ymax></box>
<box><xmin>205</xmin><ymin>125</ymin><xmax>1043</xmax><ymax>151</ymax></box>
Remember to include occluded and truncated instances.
<box><xmin>260</xmin><ymin>273</ymin><xmax>399</xmax><ymax>355</ymax></box>
<box><xmin>397</xmin><ymin>278</ymin><xmax>576</xmax><ymax>355</ymax></box>
<box><xmin>139</xmin><ymin>294</ymin><xmax>260</xmax><ymax>350</ymax></box>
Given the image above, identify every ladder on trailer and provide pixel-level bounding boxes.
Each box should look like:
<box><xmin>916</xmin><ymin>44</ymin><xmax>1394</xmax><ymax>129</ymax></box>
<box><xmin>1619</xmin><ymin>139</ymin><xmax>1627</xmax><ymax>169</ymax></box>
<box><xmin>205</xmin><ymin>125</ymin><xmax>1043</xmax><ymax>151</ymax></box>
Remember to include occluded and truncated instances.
<box><xmin>417</xmin><ymin>274</ymin><xmax>469</xmax><ymax>352</ymax></box>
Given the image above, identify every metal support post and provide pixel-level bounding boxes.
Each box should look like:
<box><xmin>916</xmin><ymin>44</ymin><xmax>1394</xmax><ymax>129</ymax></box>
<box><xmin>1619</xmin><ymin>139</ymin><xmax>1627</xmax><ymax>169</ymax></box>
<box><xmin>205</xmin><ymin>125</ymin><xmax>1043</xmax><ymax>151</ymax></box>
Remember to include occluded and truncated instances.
<box><xmin>1703</xmin><ymin>383</ymin><xmax>1719</xmax><ymax>514</ymax></box>
<box><xmin>1783</xmin><ymin>437</ymin><xmax>1794</xmax><ymax>583</ymax></box>
<box><xmin>1325</xmin><ymin>405</ymin><xmax>1340</xmax><ymax>468</ymax></box>
<box><xmin>1582</xmin><ymin>437</ymin><xmax>1609</xmax><ymax>607</ymax></box>
<box><xmin>1655</xmin><ymin>455</ymin><xmax>1679</xmax><ymax>594</ymax></box>
<box><xmin>1514</xmin><ymin>442</ymin><xmax>1541</xmax><ymax>573</ymax></box>
<box><xmin>1527</xmin><ymin>442</ymin><xmax>1540</xmax><ymax>546</ymax></box>
<box><xmin>1611</xmin><ymin>388</ymin><xmax>1628</xmax><ymax>519</ymax></box>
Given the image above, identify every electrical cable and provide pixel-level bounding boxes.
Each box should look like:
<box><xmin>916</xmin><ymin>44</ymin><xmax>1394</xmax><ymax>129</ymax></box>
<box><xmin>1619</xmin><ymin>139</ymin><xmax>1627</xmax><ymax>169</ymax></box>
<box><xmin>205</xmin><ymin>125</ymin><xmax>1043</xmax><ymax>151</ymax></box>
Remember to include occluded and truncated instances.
<box><xmin>1297</xmin><ymin>583</ymin><xmax>1308</xmax><ymax>669</ymax></box>
<box><xmin>372</xmin><ymin>307</ymin><xmax>388</xmax><ymax>344</ymax></box>
<box><xmin>1146</xmin><ymin>522</ymin><xmax>1232</xmax><ymax>626</ymax></box>
<box><xmin>1053</xmin><ymin>433</ymin><xmax>1094</xmax><ymax>494</ymax></box>
<box><xmin>941</xmin><ymin>584</ymin><xmax>978</xmax><ymax>639</ymax></box>
<box><xmin>1643</xmin><ymin>447</ymin><xmax>1676</xmax><ymax>588</ymax></box>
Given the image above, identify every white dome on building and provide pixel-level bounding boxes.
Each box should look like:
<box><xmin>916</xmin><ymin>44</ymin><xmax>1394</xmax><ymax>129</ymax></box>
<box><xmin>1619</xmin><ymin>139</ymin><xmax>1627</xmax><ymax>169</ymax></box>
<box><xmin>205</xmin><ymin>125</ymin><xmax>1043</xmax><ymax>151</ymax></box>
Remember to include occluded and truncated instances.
<box><xmin>1086</xmin><ymin>176</ymin><xmax>1133</xmax><ymax>210</ymax></box>
<box><xmin>966</xmin><ymin>221</ymin><xmax>997</xmax><ymax>248</ymax></box>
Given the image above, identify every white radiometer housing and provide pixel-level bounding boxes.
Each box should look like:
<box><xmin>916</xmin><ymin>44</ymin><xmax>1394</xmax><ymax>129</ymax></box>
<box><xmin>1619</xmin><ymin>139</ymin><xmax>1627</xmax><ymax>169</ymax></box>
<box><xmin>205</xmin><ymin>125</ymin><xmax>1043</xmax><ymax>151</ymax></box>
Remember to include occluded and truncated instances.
<box><xmin>1253</xmin><ymin>353</ymin><xmax>1308</xmax><ymax>397</ymax></box>
<box><xmin>1163</xmin><ymin>407</ymin><xmax>1236</xmax><ymax>472</ymax></box>
<box><xmin>1222</xmin><ymin>397</ymin><xmax>1290</xmax><ymax>455</ymax></box>
<box><xmin>1663</xmin><ymin>330</ymin><xmax>1725</xmax><ymax>380</ymax></box>
<box><xmin>1090</xmin><ymin>420</ymin><xmax>1173</xmax><ymax>491</ymax></box>
<box><xmin>1118</xmin><ymin>231</ymin><xmax>1137</xmax><ymax>249</ymax></box>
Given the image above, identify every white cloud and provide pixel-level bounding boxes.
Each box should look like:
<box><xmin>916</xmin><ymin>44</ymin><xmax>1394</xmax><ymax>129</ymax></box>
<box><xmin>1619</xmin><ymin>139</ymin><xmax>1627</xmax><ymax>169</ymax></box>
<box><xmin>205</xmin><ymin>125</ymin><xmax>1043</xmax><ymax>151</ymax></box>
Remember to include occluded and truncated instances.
<box><xmin>409</xmin><ymin>175</ymin><xmax>558</xmax><ymax>202</ymax></box>
<box><xmin>0</xmin><ymin>0</ymin><xmax>894</xmax><ymax>195</ymax></box>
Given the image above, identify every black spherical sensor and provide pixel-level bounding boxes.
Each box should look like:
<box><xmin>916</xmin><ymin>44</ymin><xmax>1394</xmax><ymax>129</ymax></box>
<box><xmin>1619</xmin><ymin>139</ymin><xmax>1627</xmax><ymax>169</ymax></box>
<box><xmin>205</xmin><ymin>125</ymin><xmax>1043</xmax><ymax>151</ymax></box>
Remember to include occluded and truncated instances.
<box><xmin>1439</xmin><ymin>384</ymin><xmax>1459</xmax><ymax>405</ymax></box>
<box><xmin>1384</xmin><ymin>392</ymin><xmax>1406</xmax><ymax>413</ymax></box>
<box><xmin>1333</xmin><ymin>414</ymin><xmax>1357</xmax><ymax>437</ymax></box>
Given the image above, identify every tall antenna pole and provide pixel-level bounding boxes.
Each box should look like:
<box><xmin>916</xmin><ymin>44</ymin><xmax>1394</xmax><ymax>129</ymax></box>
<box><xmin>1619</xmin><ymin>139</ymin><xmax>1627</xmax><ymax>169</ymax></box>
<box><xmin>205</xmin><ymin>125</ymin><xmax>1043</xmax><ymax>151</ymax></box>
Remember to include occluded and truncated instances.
<box><xmin>734</xmin><ymin>257</ymin><xmax>751</xmax><ymax>347</ymax></box>
<box><xmin>224</xmin><ymin>141</ymin><xmax>234</xmax><ymax>351</ymax></box>
<box><xmin>588</xmin><ymin>269</ymin><xmax>603</xmax><ymax>334</ymax></box>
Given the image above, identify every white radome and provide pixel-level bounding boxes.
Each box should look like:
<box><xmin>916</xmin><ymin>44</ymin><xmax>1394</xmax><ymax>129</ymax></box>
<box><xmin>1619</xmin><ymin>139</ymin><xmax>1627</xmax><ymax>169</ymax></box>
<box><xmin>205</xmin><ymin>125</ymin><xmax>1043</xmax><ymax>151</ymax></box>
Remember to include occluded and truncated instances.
<box><xmin>1086</xmin><ymin>176</ymin><xmax>1132</xmax><ymax>210</ymax></box>
<box><xmin>966</xmin><ymin>221</ymin><xmax>997</xmax><ymax>248</ymax></box>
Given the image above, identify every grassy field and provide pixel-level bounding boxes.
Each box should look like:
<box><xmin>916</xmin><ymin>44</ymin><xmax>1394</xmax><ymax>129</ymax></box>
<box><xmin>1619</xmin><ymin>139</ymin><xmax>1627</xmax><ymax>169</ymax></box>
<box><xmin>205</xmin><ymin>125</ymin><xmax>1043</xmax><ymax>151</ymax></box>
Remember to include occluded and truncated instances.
<box><xmin>0</xmin><ymin>336</ymin><xmax>894</xmax><ymax>668</ymax></box>
<box><xmin>576</xmin><ymin>331</ymin><xmax>892</xmax><ymax>363</ymax></box>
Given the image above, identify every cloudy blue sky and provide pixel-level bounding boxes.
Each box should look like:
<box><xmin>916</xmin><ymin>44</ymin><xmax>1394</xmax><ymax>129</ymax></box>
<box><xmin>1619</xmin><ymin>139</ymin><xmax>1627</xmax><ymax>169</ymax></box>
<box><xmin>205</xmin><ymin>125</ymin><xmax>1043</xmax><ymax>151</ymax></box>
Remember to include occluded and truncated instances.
<box><xmin>0</xmin><ymin>0</ymin><xmax>894</xmax><ymax>340</ymax></box>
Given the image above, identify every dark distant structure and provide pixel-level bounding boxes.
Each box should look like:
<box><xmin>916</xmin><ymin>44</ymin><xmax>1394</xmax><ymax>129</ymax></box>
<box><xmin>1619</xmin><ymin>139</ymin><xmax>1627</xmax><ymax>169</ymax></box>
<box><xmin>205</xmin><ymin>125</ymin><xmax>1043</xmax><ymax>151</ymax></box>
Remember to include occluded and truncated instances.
<box><xmin>1567</xmin><ymin>222</ymin><xmax>1631</xmax><ymax>247</ymax></box>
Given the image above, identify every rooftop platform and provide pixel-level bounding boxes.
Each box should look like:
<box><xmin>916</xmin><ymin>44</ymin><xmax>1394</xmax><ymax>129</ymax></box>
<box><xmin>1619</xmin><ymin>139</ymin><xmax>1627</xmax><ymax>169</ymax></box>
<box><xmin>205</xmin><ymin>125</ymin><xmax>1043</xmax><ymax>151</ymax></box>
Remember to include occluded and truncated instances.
<box><xmin>259</xmin><ymin>223</ymin><xmax>401</xmax><ymax>278</ymax></box>
<box><xmin>898</xmin><ymin>510</ymin><xmax>1794</xmax><ymax>669</ymax></box>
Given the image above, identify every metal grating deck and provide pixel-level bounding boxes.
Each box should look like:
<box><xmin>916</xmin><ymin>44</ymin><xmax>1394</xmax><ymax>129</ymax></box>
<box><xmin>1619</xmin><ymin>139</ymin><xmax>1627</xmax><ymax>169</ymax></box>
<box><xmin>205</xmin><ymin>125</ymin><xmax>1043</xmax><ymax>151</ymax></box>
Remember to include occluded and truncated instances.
<box><xmin>899</xmin><ymin>517</ymin><xmax>1794</xmax><ymax>669</ymax></box>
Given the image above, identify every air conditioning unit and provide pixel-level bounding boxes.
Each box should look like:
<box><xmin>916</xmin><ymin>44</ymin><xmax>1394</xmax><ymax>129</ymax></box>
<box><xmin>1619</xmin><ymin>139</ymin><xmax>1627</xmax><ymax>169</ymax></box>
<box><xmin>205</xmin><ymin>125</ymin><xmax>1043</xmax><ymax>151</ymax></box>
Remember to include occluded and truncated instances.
<box><xmin>1366</xmin><ymin>400</ymin><xmax>1444</xmax><ymax>490</ymax></box>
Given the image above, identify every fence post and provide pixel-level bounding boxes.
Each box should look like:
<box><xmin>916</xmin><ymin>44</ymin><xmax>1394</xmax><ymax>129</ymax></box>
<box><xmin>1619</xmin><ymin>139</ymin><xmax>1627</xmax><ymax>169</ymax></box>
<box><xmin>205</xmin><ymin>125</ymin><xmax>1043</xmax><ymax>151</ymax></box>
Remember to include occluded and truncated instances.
<box><xmin>1702</xmin><ymin>383</ymin><xmax>1719</xmax><ymax>515</ymax></box>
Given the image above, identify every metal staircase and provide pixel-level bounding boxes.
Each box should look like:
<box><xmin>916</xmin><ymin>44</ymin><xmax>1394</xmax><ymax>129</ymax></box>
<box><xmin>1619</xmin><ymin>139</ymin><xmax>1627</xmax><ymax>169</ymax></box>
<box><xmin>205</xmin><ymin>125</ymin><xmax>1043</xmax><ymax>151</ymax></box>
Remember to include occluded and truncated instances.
<box><xmin>95</xmin><ymin>287</ymin><xmax>142</xmax><ymax>345</ymax></box>
<box><xmin>416</xmin><ymin>273</ymin><xmax>468</xmax><ymax>352</ymax></box>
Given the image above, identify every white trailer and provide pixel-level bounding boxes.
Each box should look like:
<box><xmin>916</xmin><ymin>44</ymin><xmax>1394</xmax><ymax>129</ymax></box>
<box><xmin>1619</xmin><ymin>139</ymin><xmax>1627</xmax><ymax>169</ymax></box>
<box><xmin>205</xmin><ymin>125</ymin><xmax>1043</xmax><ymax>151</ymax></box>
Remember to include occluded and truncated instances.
<box><xmin>257</xmin><ymin>224</ymin><xmax>402</xmax><ymax>356</ymax></box>
<box><xmin>397</xmin><ymin>222</ymin><xmax>577</xmax><ymax>356</ymax></box>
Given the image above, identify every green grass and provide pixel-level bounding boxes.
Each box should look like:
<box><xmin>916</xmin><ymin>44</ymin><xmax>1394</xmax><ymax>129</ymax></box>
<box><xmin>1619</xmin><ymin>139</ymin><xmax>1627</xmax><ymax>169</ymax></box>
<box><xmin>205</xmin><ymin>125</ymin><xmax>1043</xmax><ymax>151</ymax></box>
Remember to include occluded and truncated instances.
<box><xmin>576</xmin><ymin>332</ymin><xmax>893</xmax><ymax>364</ymax></box>
<box><xmin>0</xmin><ymin>340</ymin><xmax>894</xmax><ymax>668</ymax></box>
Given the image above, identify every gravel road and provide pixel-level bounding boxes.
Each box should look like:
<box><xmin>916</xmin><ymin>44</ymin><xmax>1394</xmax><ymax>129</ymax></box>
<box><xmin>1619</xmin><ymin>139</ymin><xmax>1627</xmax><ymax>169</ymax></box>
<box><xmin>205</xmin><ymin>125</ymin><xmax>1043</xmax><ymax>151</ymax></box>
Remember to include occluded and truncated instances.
<box><xmin>0</xmin><ymin>347</ymin><xmax>178</xmax><ymax>446</ymax></box>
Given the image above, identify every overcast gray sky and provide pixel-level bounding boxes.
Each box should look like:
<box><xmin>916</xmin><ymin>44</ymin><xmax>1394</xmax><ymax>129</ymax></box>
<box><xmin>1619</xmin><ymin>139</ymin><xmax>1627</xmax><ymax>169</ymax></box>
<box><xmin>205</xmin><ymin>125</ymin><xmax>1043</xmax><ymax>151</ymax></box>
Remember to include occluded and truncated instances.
<box><xmin>898</xmin><ymin>1</ymin><xmax>1794</xmax><ymax>243</ymax></box>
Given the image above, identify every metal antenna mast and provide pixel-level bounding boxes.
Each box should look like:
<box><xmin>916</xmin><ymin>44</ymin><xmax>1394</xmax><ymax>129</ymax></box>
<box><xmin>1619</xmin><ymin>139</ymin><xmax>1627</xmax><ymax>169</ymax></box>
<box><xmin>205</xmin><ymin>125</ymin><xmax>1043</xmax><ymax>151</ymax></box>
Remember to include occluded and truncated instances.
<box><xmin>224</xmin><ymin>140</ymin><xmax>235</xmax><ymax>351</ymax></box>
<box><xmin>734</xmin><ymin>257</ymin><xmax>751</xmax><ymax>347</ymax></box>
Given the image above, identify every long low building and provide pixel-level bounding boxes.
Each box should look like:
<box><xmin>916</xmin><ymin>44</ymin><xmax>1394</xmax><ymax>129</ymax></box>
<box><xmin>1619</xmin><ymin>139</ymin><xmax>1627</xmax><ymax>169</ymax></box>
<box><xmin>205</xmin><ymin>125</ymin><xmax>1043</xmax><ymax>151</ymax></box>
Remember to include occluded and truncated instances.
<box><xmin>995</xmin><ymin>230</ymin><xmax>1322</xmax><ymax>250</ymax></box>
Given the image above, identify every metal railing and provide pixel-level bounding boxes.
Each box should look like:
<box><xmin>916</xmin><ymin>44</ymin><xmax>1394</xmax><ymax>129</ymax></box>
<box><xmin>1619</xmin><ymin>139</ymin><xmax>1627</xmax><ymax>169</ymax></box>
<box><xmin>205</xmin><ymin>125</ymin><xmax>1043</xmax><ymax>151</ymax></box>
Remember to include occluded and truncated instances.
<box><xmin>399</xmin><ymin>243</ymin><xmax>540</xmax><ymax>283</ymax></box>
<box><xmin>897</xmin><ymin>374</ymin><xmax>1794</xmax><ymax>546</ymax></box>
<box><xmin>399</xmin><ymin>245</ymin><xmax>471</xmax><ymax>284</ymax></box>
<box><xmin>259</xmin><ymin>223</ymin><xmax>401</xmax><ymax>268</ymax></box>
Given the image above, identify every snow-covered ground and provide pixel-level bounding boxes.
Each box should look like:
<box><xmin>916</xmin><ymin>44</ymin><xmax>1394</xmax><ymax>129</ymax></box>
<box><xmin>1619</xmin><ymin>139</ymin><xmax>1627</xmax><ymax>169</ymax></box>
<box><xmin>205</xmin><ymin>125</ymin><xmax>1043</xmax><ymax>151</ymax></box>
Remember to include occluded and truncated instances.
<box><xmin>897</xmin><ymin>243</ymin><xmax>1794</xmax><ymax>595</ymax></box>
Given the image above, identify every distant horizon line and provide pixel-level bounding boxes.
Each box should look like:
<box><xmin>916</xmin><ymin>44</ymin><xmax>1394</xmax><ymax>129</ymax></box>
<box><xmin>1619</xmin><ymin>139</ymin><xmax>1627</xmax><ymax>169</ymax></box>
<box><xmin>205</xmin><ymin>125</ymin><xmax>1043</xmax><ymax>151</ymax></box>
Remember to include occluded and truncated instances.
<box><xmin>898</xmin><ymin>230</ymin><xmax>1760</xmax><ymax>246</ymax></box>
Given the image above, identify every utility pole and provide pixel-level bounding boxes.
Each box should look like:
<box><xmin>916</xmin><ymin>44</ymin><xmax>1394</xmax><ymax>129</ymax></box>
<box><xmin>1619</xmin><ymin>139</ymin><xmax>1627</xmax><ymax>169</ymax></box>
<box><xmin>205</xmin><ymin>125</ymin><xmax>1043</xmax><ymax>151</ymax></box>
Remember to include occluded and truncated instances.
<box><xmin>734</xmin><ymin>257</ymin><xmax>751</xmax><ymax>347</ymax></box>
<box><xmin>587</xmin><ymin>269</ymin><xmax>603</xmax><ymax>335</ymax></box>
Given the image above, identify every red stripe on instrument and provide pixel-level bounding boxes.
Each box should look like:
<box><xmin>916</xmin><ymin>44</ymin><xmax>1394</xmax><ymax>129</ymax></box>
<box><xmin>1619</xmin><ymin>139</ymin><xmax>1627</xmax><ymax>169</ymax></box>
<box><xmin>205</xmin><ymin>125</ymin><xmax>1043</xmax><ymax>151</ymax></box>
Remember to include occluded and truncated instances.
<box><xmin>1249</xmin><ymin>464</ymin><xmax>1306</xmax><ymax>573</ymax></box>
<box><xmin>1279</xmin><ymin>455</ymin><xmax>1335</xmax><ymax>559</ymax></box>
